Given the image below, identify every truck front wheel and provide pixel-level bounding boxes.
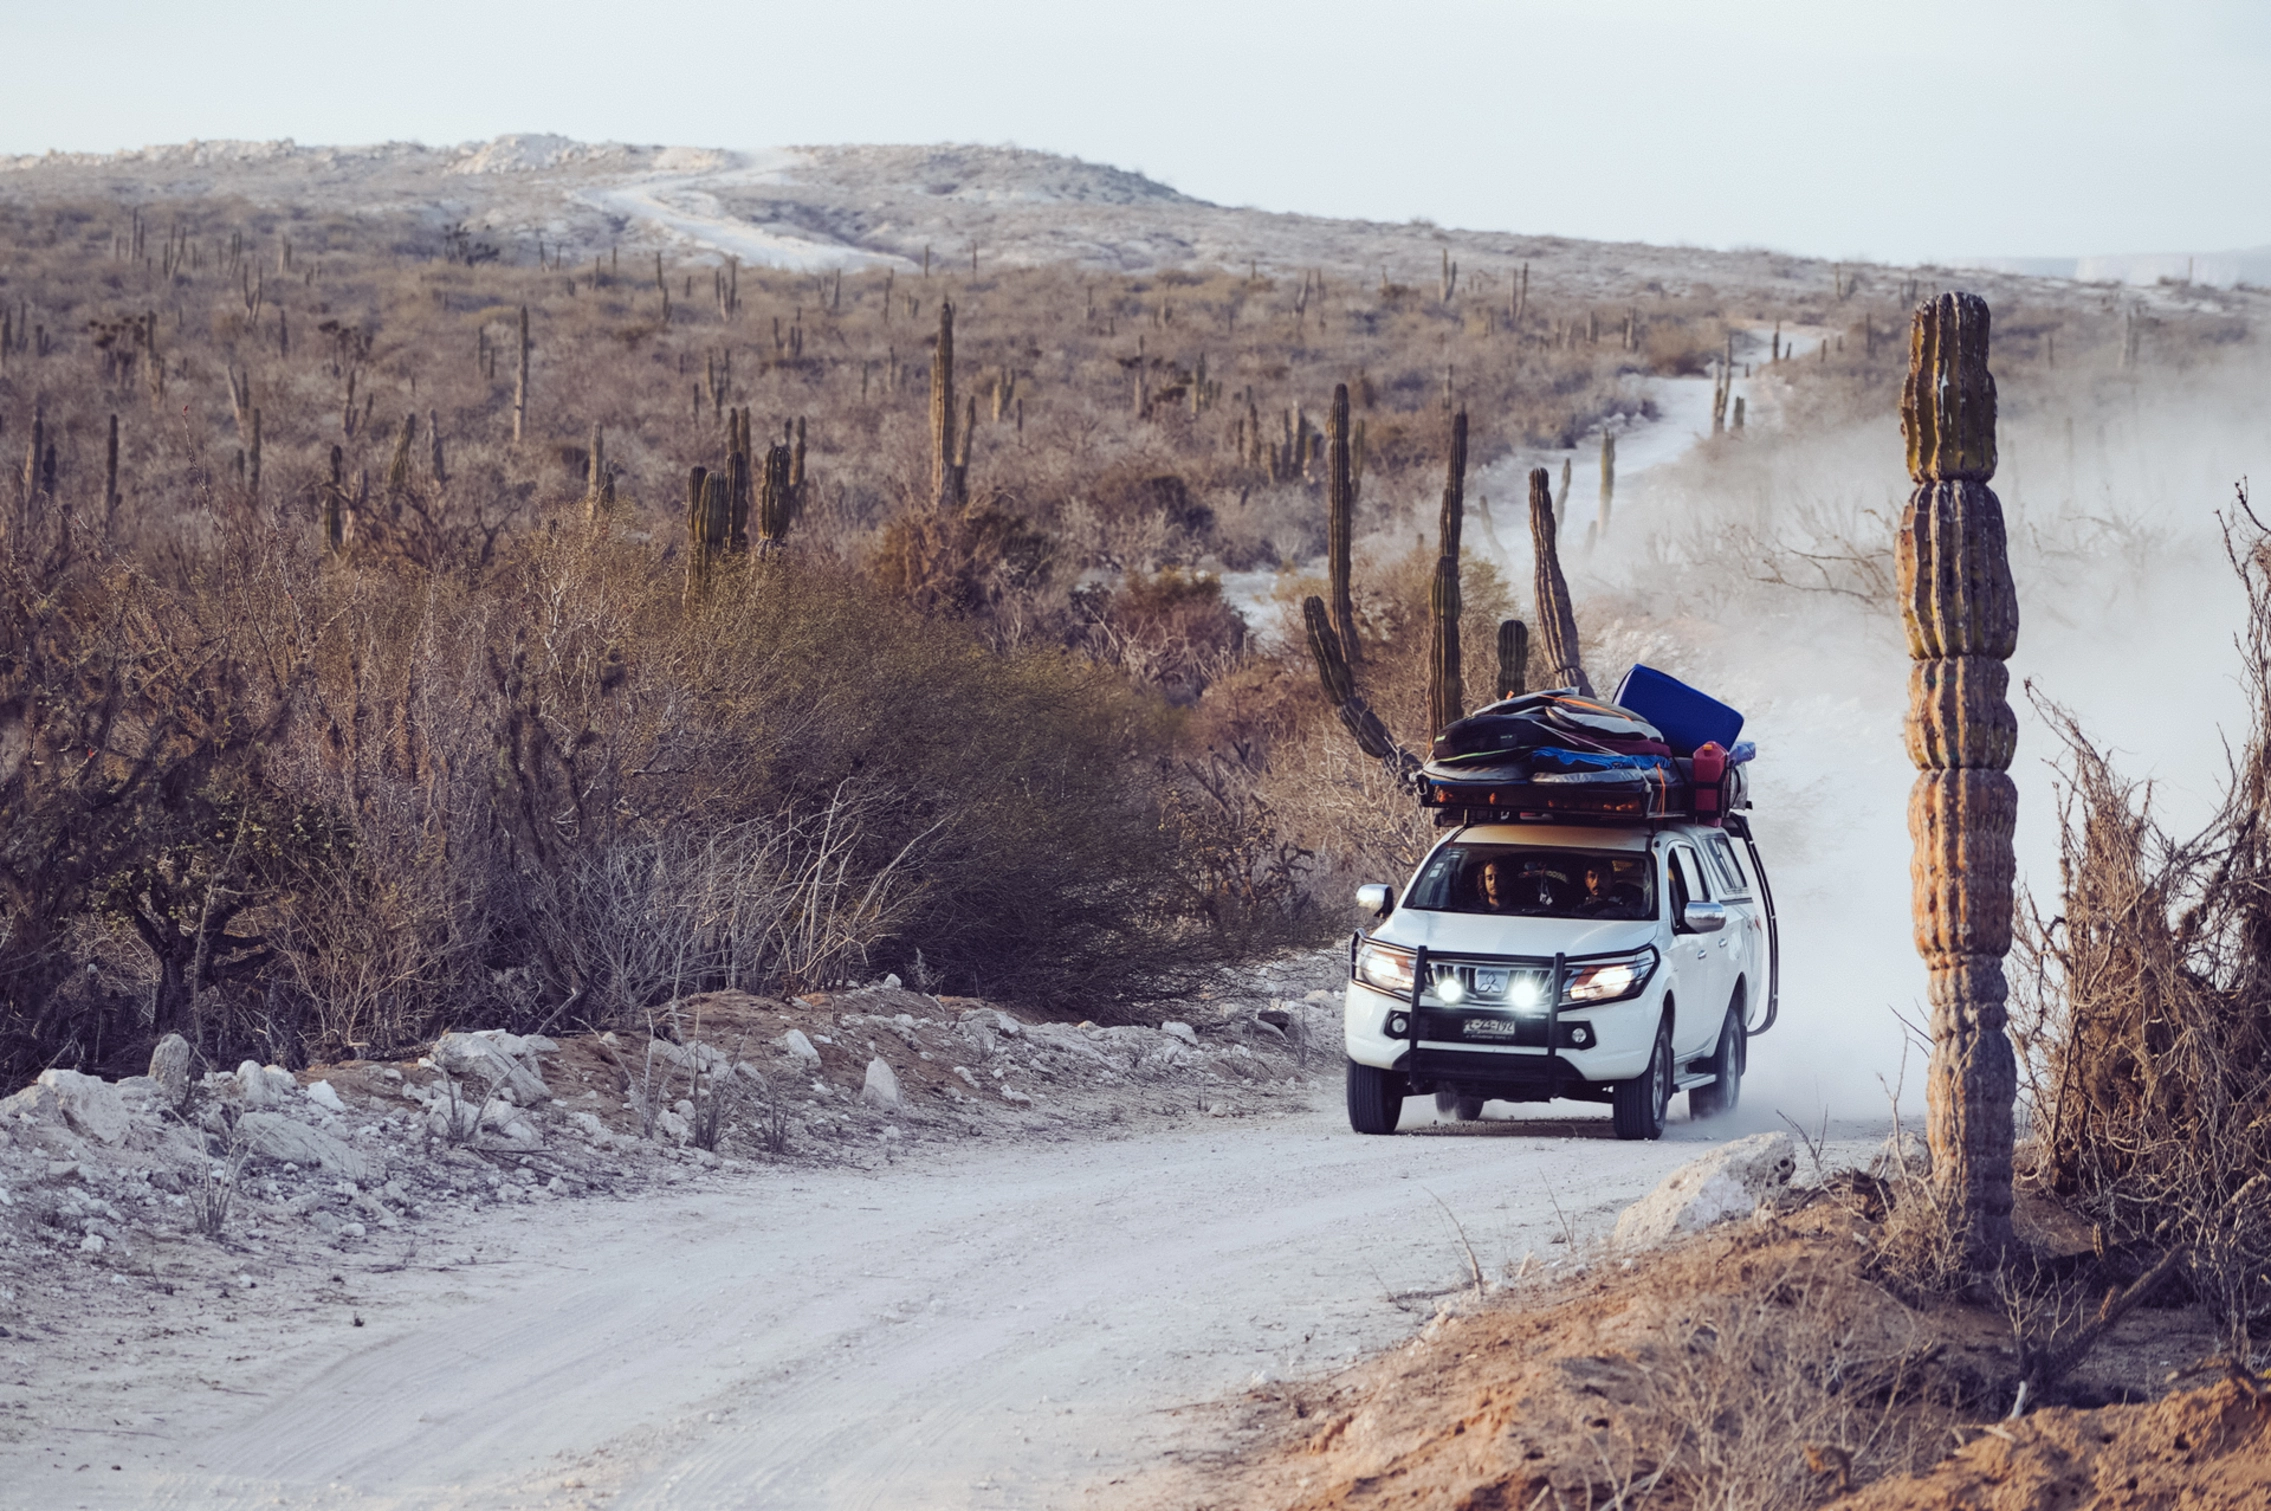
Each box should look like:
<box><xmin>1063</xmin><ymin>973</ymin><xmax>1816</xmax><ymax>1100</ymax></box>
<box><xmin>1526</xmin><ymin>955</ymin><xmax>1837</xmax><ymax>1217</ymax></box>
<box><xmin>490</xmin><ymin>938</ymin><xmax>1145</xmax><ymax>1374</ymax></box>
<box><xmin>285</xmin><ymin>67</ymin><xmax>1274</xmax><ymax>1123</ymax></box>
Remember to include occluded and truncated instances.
<box><xmin>1611</xmin><ymin>1019</ymin><xmax>1672</xmax><ymax>1141</ymax></box>
<box><xmin>1346</xmin><ymin>1060</ymin><xmax>1408</xmax><ymax>1135</ymax></box>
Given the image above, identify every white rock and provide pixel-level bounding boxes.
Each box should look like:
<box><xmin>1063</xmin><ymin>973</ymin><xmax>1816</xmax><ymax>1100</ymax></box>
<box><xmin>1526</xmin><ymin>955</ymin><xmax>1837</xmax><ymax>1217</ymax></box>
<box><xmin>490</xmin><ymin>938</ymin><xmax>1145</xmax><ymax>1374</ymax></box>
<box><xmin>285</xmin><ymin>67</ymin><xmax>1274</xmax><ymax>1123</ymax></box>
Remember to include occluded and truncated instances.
<box><xmin>433</xmin><ymin>1032</ymin><xmax>551</xmax><ymax>1102</ymax></box>
<box><xmin>1870</xmin><ymin>1129</ymin><xmax>1932</xmax><ymax>1183</ymax></box>
<box><xmin>993</xmin><ymin>1011</ymin><xmax>1021</xmax><ymax>1038</ymax></box>
<box><xmin>570</xmin><ymin>1111</ymin><xmax>613</xmax><ymax>1142</ymax></box>
<box><xmin>79</xmin><ymin>1233</ymin><xmax>104</xmax><ymax>1253</ymax></box>
<box><xmin>233</xmin><ymin>1061</ymin><xmax>277</xmax><ymax>1106</ymax></box>
<box><xmin>427</xmin><ymin>1101</ymin><xmax>480</xmax><ymax>1141</ymax></box>
<box><xmin>235</xmin><ymin>1112</ymin><xmax>374</xmax><ymax>1183</ymax></box>
<box><xmin>953</xmin><ymin>1066</ymin><xmax>979</xmax><ymax>1088</ymax></box>
<box><xmin>260</xmin><ymin>1065</ymin><xmax>299</xmax><ymax>1101</ymax></box>
<box><xmin>491</xmin><ymin>1117</ymin><xmax>540</xmax><ymax>1149</ymax></box>
<box><xmin>1612</xmin><ymin>1132</ymin><xmax>1797</xmax><ymax>1249</ymax></box>
<box><xmin>0</xmin><ymin>1079</ymin><xmax>65</xmax><ymax>1127</ymax></box>
<box><xmin>1160</xmin><ymin>1021</ymin><xmax>1199</xmax><ymax>1046</ymax></box>
<box><xmin>860</xmin><ymin>1058</ymin><xmax>902</xmax><ymax>1111</ymax></box>
<box><xmin>881</xmin><ymin>973</ymin><xmax>902</xmax><ymax>990</ymax></box>
<box><xmin>148</xmin><ymin>1034</ymin><xmax>192</xmax><ymax>1108</ymax></box>
<box><xmin>650</xmin><ymin>1038</ymin><xmax>726</xmax><ymax>1072</ymax></box>
<box><xmin>338</xmin><ymin>1221</ymin><xmax>366</xmax><ymax>1239</ymax></box>
<box><xmin>29</xmin><ymin>1070</ymin><xmax>129</xmax><ymax>1146</ymax></box>
<box><xmin>304</xmin><ymin>1081</ymin><xmax>348</xmax><ymax>1114</ymax></box>
<box><xmin>1000</xmin><ymin>1086</ymin><xmax>1032</xmax><ymax>1105</ymax></box>
<box><xmin>657</xmin><ymin>1109</ymin><xmax>692</xmax><ymax>1144</ymax></box>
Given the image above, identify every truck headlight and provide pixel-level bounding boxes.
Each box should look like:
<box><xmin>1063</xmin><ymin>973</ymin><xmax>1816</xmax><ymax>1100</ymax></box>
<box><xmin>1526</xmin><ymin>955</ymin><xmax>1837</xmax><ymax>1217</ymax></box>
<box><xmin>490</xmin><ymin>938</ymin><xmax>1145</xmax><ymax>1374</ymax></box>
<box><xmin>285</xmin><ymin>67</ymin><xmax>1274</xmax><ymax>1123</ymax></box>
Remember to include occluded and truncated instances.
<box><xmin>1355</xmin><ymin>939</ymin><xmax>1416</xmax><ymax>995</ymax></box>
<box><xmin>1562</xmin><ymin>947</ymin><xmax>1658</xmax><ymax>1005</ymax></box>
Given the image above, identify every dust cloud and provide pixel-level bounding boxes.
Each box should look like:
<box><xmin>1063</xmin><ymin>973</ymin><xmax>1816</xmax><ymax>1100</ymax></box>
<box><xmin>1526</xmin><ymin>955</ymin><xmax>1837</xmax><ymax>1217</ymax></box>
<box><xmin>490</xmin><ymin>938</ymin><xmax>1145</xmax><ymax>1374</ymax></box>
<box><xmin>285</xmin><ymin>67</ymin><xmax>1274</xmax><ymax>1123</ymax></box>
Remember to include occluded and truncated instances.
<box><xmin>1554</xmin><ymin>341</ymin><xmax>2271</xmax><ymax>1122</ymax></box>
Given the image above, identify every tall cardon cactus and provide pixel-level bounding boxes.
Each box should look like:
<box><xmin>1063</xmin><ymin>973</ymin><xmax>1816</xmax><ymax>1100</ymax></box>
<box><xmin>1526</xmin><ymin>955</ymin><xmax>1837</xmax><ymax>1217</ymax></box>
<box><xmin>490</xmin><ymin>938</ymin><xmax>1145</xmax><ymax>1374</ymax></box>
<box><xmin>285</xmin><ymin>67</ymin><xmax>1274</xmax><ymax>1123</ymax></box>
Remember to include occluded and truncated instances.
<box><xmin>1325</xmin><ymin>383</ymin><xmax>1358</xmax><ymax>665</ymax></box>
<box><xmin>1899</xmin><ymin>292</ymin><xmax>2020</xmax><ymax>1269</ymax></box>
<box><xmin>931</xmin><ymin>302</ymin><xmax>961</xmax><ymax>509</ymax></box>
<box><xmin>1427</xmin><ymin>411</ymin><xmax>1467</xmax><ymax>735</ymax></box>
<box><xmin>1527</xmin><ymin>468</ymin><xmax>1591</xmax><ymax>696</ymax></box>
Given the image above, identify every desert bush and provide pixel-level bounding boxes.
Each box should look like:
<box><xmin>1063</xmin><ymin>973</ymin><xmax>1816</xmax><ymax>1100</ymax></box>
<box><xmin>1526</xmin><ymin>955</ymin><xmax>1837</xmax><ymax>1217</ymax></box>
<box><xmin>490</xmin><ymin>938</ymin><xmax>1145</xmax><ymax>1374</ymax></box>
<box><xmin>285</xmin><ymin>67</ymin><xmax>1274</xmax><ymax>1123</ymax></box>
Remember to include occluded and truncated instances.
<box><xmin>2010</xmin><ymin>494</ymin><xmax>2271</xmax><ymax>1361</ymax></box>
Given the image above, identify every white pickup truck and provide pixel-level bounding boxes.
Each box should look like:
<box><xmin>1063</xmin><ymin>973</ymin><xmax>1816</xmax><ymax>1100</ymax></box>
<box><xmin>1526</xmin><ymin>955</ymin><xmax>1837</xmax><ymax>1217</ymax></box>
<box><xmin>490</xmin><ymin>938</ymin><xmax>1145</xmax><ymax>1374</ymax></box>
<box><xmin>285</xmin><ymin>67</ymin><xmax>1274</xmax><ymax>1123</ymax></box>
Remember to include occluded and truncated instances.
<box><xmin>1343</xmin><ymin>815</ymin><xmax>1778</xmax><ymax>1140</ymax></box>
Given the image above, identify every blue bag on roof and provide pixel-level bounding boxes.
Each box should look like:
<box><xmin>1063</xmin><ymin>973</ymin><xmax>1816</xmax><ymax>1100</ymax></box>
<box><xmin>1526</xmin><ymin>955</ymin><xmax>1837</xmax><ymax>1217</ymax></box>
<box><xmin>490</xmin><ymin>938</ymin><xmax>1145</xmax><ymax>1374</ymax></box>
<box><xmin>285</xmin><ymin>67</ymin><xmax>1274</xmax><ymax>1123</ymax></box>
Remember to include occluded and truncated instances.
<box><xmin>1611</xmin><ymin>665</ymin><xmax>1744</xmax><ymax>758</ymax></box>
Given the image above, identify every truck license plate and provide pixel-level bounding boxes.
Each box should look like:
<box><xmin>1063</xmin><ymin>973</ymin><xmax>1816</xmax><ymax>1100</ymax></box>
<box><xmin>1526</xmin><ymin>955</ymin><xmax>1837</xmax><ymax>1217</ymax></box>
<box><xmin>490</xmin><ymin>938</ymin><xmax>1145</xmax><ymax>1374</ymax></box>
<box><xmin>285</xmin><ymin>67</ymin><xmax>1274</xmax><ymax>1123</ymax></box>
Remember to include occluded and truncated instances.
<box><xmin>1464</xmin><ymin>1017</ymin><xmax>1521</xmax><ymax>1038</ymax></box>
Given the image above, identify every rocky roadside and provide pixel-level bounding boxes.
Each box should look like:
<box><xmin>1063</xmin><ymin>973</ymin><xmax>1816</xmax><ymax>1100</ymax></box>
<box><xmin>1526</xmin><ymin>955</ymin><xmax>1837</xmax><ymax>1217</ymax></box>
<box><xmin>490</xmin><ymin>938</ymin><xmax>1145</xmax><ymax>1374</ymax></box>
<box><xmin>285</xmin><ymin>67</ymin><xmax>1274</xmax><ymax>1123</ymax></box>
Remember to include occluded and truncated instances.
<box><xmin>0</xmin><ymin>951</ymin><xmax>1348</xmax><ymax>1418</ymax></box>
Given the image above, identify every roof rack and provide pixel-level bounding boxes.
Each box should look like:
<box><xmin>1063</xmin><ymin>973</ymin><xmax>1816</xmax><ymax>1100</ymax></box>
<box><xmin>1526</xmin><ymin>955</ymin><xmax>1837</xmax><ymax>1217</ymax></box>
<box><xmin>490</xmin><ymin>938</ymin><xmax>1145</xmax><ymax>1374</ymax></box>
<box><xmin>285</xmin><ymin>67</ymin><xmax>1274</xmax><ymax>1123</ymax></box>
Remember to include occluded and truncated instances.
<box><xmin>1416</xmin><ymin>756</ymin><xmax>1749</xmax><ymax>828</ymax></box>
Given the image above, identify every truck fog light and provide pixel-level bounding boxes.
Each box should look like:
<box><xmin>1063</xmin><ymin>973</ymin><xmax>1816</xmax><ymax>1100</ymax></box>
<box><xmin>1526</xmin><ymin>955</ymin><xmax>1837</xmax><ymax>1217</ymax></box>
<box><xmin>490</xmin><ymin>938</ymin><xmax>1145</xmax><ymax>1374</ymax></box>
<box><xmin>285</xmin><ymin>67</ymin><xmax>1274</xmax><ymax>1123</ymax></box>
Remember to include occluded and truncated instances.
<box><xmin>1566</xmin><ymin>1023</ymin><xmax>1594</xmax><ymax>1048</ymax></box>
<box><xmin>1387</xmin><ymin>1013</ymin><xmax>1410</xmax><ymax>1036</ymax></box>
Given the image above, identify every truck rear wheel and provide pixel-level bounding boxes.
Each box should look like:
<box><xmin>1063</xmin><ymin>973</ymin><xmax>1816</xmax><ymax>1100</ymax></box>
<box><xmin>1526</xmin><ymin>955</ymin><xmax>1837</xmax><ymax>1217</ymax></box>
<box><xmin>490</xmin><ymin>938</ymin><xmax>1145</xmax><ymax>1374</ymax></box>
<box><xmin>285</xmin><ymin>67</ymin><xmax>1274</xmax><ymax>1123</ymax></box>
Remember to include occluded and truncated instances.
<box><xmin>1346</xmin><ymin>1060</ymin><xmax>1408</xmax><ymax>1135</ymax></box>
<box><xmin>1689</xmin><ymin>994</ymin><xmax>1746</xmax><ymax>1120</ymax></box>
<box><xmin>1612</xmin><ymin>1020</ymin><xmax>1672</xmax><ymax>1141</ymax></box>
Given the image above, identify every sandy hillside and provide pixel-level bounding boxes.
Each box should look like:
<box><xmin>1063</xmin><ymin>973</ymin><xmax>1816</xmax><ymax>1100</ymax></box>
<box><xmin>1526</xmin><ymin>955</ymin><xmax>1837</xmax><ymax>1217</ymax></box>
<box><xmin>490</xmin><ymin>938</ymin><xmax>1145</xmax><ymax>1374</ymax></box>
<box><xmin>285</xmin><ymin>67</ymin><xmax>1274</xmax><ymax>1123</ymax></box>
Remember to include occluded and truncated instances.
<box><xmin>1</xmin><ymin>134</ymin><xmax>2215</xmax><ymax>321</ymax></box>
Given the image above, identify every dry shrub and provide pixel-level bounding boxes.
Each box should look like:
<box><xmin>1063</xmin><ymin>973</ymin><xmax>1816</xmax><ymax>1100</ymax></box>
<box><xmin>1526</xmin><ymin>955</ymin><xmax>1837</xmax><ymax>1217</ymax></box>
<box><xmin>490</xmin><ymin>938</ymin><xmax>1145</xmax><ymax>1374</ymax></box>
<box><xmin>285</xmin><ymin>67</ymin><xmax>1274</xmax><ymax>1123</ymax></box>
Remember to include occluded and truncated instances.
<box><xmin>1608</xmin><ymin>1267</ymin><xmax>1954</xmax><ymax>1510</ymax></box>
<box><xmin>2011</xmin><ymin>491</ymin><xmax>2271</xmax><ymax>1360</ymax></box>
<box><xmin>1078</xmin><ymin>567</ymin><xmax>1248</xmax><ymax>705</ymax></box>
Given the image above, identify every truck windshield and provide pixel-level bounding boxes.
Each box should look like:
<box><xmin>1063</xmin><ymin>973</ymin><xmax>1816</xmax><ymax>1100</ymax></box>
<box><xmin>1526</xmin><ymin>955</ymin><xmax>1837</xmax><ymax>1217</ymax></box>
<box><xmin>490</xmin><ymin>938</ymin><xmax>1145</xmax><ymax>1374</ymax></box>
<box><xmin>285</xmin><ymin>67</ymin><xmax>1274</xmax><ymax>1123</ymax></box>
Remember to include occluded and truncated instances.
<box><xmin>1405</xmin><ymin>845</ymin><xmax>1656</xmax><ymax>922</ymax></box>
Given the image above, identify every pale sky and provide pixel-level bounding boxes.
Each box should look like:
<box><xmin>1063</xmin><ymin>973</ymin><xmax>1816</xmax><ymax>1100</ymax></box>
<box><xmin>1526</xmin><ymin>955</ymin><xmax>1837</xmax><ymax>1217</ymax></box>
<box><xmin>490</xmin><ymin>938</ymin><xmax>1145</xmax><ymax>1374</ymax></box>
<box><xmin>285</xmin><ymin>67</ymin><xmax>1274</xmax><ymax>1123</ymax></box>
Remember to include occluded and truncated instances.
<box><xmin>5</xmin><ymin>0</ymin><xmax>2266</xmax><ymax>265</ymax></box>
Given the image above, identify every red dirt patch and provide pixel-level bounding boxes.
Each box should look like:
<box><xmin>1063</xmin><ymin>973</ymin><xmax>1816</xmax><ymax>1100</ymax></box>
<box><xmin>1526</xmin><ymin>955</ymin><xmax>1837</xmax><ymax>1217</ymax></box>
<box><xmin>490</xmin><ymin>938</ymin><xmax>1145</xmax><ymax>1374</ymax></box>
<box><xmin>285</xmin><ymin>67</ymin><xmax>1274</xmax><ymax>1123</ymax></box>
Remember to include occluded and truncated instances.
<box><xmin>1834</xmin><ymin>1375</ymin><xmax>2271</xmax><ymax>1510</ymax></box>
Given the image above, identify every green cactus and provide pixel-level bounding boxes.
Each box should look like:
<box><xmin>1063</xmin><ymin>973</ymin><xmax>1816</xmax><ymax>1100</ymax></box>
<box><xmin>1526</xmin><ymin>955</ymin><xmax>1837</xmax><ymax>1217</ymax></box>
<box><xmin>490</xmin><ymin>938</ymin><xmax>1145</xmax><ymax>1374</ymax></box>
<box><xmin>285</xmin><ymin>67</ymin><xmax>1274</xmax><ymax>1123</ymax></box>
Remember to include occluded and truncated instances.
<box><xmin>932</xmin><ymin>302</ymin><xmax>961</xmax><ymax>508</ymax></box>
<box><xmin>756</xmin><ymin>443</ymin><xmax>796</xmax><ymax>549</ymax></box>
<box><xmin>322</xmin><ymin>444</ymin><xmax>345</xmax><ymax>553</ymax></box>
<box><xmin>1325</xmin><ymin>383</ymin><xmax>1358</xmax><ymax>666</ymax></box>
<box><xmin>1301</xmin><ymin>596</ymin><xmax>1414</xmax><ymax>775</ymax></box>
<box><xmin>385</xmin><ymin>413</ymin><xmax>416</xmax><ymax>499</ymax></box>
<box><xmin>1496</xmin><ymin>620</ymin><xmax>1528</xmax><ymax>700</ymax></box>
<box><xmin>512</xmin><ymin>305</ymin><xmax>530</xmax><ymax>443</ymax></box>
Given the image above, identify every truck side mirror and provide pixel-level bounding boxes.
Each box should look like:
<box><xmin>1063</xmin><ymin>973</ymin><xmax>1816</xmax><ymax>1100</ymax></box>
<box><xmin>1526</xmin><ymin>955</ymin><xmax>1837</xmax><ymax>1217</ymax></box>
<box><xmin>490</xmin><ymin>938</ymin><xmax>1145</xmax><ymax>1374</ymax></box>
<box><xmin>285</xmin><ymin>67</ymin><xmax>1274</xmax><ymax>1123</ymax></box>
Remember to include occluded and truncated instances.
<box><xmin>1680</xmin><ymin>900</ymin><xmax>1727</xmax><ymax>934</ymax></box>
<box><xmin>1356</xmin><ymin>883</ymin><xmax>1394</xmax><ymax>918</ymax></box>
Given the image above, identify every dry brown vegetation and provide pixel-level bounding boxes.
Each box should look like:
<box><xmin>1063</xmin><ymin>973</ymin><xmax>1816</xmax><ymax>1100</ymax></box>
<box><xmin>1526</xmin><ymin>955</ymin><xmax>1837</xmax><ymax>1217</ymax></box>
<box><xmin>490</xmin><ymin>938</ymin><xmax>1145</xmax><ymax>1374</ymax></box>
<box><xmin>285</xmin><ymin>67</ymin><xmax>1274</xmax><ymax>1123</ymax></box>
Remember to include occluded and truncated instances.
<box><xmin>0</xmin><ymin>190</ymin><xmax>2249</xmax><ymax>1106</ymax></box>
<box><xmin>0</xmin><ymin>194</ymin><xmax>1733</xmax><ymax>1080</ymax></box>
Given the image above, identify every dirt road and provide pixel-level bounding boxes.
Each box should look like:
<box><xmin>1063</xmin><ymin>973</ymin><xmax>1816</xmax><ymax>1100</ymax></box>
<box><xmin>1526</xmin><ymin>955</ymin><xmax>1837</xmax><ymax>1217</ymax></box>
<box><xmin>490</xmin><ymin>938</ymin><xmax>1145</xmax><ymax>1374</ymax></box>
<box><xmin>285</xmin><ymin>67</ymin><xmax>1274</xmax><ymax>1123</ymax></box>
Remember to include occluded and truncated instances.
<box><xmin>3</xmin><ymin>1097</ymin><xmax>1883</xmax><ymax>1510</ymax></box>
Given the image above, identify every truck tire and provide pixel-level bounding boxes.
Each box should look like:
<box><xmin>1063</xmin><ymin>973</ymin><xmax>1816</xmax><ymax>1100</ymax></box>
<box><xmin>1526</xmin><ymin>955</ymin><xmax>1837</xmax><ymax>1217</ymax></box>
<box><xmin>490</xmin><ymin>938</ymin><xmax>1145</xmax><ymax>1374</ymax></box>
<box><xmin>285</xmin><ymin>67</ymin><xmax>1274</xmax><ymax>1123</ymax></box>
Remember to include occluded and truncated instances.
<box><xmin>1689</xmin><ymin>994</ymin><xmax>1746</xmax><ymax>1120</ymax></box>
<box><xmin>1435</xmin><ymin>1090</ymin><xmax>1487</xmax><ymax>1122</ymax></box>
<box><xmin>1347</xmin><ymin>1060</ymin><xmax>1408</xmax><ymax>1135</ymax></box>
<box><xmin>1612</xmin><ymin>1019</ymin><xmax>1672</xmax><ymax>1141</ymax></box>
